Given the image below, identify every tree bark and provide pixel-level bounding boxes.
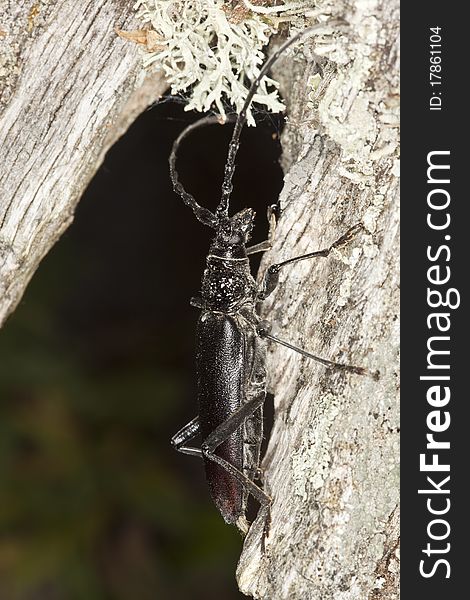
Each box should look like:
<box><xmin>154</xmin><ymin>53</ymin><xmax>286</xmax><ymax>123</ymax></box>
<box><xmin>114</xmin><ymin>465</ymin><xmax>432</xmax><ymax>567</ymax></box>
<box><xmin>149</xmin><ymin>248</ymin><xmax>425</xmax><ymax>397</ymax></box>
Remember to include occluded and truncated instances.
<box><xmin>0</xmin><ymin>0</ymin><xmax>166</xmax><ymax>325</ymax></box>
<box><xmin>1</xmin><ymin>2</ymin><xmax>399</xmax><ymax>598</ymax></box>
<box><xmin>237</xmin><ymin>2</ymin><xmax>399</xmax><ymax>599</ymax></box>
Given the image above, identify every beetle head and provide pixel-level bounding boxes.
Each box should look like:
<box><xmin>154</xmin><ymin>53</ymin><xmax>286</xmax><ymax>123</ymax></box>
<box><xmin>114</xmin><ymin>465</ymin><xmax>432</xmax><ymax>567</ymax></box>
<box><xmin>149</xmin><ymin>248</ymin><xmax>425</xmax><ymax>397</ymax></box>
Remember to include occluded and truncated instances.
<box><xmin>210</xmin><ymin>208</ymin><xmax>255</xmax><ymax>257</ymax></box>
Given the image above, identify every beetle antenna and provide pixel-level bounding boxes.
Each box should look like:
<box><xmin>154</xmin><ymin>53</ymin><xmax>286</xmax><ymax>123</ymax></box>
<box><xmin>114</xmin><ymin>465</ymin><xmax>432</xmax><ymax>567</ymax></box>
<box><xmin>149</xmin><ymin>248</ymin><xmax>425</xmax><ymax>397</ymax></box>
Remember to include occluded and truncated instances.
<box><xmin>217</xmin><ymin>21</ymin><xmax>342</xmax><ymax>219</ymax></box>
<box><xmin>170</xmin><ymin>115</ymin><xmax>235</xmax><ymax>228</ymax></box>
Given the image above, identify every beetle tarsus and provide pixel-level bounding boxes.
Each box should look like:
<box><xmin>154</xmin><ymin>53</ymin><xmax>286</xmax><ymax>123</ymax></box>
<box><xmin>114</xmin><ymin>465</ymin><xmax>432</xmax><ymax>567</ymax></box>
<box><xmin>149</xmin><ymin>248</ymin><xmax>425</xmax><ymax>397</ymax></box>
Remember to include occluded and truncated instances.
<box><xmin>236</xmin><ymin>515</ymin><xmax>250</xmax><ymax>535</ymax></box>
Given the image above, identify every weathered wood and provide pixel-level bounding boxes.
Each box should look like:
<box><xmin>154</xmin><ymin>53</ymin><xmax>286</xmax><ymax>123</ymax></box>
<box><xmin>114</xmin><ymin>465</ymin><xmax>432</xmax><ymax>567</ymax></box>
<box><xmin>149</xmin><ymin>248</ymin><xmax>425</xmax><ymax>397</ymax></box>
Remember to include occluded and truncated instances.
<box><xmin>0</xmin><ymin>2</ymin><xmax>399</xmax><ymax>598</ymax></box>
<box><xmin>0</xmin><ymin>1</ymin><xmax>166</xmax><ymax>325</ymax></box>
<box><xmin>237</xmin><ymin>1</ymin><xmax>399</xmax><ymax>598</ymax></box>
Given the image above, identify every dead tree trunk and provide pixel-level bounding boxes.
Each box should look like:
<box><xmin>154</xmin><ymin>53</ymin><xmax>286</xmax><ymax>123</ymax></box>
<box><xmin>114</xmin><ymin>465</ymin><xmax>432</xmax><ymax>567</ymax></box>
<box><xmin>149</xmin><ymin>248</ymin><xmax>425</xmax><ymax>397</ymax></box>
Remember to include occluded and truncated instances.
<box><xmin>237</xmin><ymin>2</ymin><xmax>399</xmax><ymax>599</ymax></box>
<box><xmin>1</xmin><ymin>2</ymin><xmax>399</xmax><ymax>599</ymax></box>
<box><xmin>0</xmin><ymin>0</ymin><xmax>166</xmax><ymax>325</ymax></box>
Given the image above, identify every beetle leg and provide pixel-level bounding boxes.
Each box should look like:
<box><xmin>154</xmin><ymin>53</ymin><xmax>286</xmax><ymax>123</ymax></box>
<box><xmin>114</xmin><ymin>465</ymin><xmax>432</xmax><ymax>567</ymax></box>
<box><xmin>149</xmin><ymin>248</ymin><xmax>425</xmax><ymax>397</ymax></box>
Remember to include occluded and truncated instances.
<box><xmin>203</xmin><ymin>449</ymin><xmax>271</xmax><ymax>546</ymax></box>
<box><xmin>171</xmin><ymin>416</ymin><xmax>203</xmax><ymax>458</ymax></box>
<box><xmin>260</xmin><ymin>329</ymin><xmax>368</xmax><ymax>376</ymax></box>
<box><xmin>201</xmin><ymin>391</ymin><xmax>272</xmax><ymax>534</ymax></box>
<box><xmin>202</xmin><ymin>389</ymin><xmax>265</xmax><ymax>456</ymax></box>
<box><xmin>257</xmin><ymin>323</ymin><xmax>377</xmax><ymax>378</ymax></box>
<box><xmin>246</xmin><ymin>205</ymin><xmax>278</xmax><ymax>255</ymax></box>
<box><xmin>257</xmin><ymin>223</ymin><xmax>363</xmax><ymax>300</ymax></box>
<box><xmin>204</xmin><ymin>450</ymin><xmax>271</xmax><ymax>513</ymax></box>
<box><xmin>246</xmin><ymin>240</ymin><xmax>271</xmax><ymax>255</ymax></box>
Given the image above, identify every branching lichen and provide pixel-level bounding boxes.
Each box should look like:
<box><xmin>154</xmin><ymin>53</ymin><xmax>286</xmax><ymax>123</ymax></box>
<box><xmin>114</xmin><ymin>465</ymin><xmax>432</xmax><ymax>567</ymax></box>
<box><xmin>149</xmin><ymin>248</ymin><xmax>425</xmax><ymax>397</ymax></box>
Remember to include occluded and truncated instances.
<box><xmin>133</xmin><ymin>0</ymin><xmax>313</xmax><ymax>123</ymax></box>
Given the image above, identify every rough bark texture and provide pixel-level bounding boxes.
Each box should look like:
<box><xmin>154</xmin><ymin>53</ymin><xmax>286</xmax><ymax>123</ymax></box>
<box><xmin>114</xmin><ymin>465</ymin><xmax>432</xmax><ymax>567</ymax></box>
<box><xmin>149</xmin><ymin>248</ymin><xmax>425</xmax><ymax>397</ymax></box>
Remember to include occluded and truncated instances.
<box><xmin>237</xmin><ymin>2</ymin><xmax>400</xmax><ymax>599</ymax></box>
<box><xmin>0</xmin><ymin>0</ymin><xmax>166</xmax><ymax>325</ymax></box>
<box><xmin>1</xmin><ymin>1</ymin><xmax>399</xmax><ymax>598</ymax></box>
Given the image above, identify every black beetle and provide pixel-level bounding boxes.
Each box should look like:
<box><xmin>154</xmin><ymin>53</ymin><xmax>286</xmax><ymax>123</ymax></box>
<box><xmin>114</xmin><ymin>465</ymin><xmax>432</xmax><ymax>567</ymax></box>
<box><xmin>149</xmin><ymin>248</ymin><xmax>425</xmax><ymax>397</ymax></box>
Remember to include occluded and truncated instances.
<box><xmin>169</xmin><ymin>25</ymin><xmax>367</xmax><ymax>536</ymax></box>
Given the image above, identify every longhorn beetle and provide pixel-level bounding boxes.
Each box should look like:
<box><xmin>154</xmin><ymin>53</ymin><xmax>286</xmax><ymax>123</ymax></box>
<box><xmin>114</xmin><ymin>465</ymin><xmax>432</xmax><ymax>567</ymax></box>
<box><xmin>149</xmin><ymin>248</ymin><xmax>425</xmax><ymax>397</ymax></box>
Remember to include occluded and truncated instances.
<box><xmin>170</xmin><ymin>25</ymin><xmax>369</xmax><ymax>538</ymax></box>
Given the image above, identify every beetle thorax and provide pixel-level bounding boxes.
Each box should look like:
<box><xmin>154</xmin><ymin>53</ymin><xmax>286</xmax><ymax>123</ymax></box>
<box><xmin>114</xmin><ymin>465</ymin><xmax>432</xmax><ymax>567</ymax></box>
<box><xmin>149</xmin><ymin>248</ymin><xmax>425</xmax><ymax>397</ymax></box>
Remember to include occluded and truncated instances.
<box><xmin>199</xmin><ymin>209</ymin><xmax>257</xmax><ymax>311</ymax></box>
<box><xmin>201</xmin><ymin>256</ymin><xmax>255</xmax><ymax>312</ymax></box>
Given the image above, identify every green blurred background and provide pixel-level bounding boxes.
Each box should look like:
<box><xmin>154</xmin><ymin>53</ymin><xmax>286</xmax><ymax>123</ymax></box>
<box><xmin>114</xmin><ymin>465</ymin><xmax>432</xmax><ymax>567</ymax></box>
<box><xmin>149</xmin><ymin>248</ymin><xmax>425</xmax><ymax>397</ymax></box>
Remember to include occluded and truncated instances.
<box><xmin>0</xmin><ymin>101</ymin><xmax>282</xmax><ymax>599</ymax></box>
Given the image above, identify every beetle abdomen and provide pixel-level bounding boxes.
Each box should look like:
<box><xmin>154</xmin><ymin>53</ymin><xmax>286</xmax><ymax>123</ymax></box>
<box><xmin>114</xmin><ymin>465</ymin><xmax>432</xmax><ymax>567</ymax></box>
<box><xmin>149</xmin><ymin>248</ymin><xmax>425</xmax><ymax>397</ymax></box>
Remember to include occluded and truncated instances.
<box><xmin>196</xmin><ymin>311</ymin><xmax>245</xmax><ymax>524</ymax></box>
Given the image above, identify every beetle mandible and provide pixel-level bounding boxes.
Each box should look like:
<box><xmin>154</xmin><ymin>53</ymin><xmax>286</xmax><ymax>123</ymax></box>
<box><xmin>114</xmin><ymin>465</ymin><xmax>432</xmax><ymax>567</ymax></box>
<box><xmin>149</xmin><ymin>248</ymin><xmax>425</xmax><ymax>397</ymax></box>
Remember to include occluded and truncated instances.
<box><xmin>170</xmin><ymin>25</ymin><xmax>368</xmax><ymax>537</ymax></box>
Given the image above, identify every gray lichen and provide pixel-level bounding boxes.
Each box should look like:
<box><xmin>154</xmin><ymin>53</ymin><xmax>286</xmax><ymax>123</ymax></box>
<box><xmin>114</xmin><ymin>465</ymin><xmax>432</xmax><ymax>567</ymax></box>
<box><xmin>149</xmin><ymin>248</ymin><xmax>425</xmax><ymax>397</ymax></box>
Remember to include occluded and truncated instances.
<box><xmin>133</xmin><ymin>0</ymin><xmax>320</xmax><ymax>122</ymax></box>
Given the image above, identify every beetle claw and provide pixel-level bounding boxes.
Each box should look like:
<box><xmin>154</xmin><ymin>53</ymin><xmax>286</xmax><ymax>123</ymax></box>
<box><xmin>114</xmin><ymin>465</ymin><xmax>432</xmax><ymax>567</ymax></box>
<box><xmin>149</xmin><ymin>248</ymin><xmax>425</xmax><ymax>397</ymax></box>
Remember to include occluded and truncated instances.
<box><xmin>237</xmin><ymin>515</ymin><xmax>250</xmax><ymax>535</ymax></box>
